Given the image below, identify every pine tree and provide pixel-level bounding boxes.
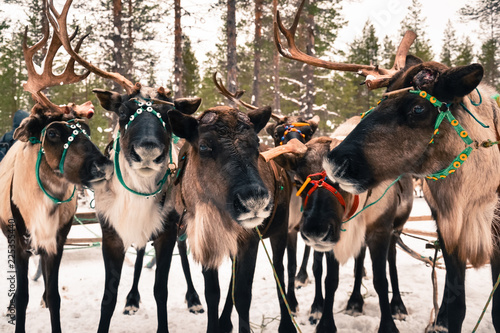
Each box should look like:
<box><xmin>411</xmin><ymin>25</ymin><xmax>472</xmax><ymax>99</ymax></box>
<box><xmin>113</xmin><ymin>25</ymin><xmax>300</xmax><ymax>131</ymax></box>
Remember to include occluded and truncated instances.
<box><xmin>454</xmin><ymin>36</ymin><xmax>475</xmax><ymax>66</ymax></box>
<box><xmin>381</xmin><ymin>35</ymin><xmax>396</xmax><ymax>68</ymax></box>
<box><xmin>400</xmin><ymin>0</ymin><xmax>434</xmax><ymax>61</ymax></box>
<box><xmin>440</xmin><ymin>20</ymin><xmax>457</xmax><ymax>67</ymax></box>
<box><xmin>478</xmin><ymin>38</ymin><xmax>499</xmax><ymax>88</ymax></box>
<box><xmin>181</xmin><ymin>35</ymin><xmax>201</xmax><ymax>97</ymax></box>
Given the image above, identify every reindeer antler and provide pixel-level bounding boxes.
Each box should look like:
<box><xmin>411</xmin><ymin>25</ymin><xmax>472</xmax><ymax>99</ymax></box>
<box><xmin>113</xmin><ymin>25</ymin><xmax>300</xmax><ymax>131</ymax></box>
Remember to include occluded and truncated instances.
<box><xmin>47</xmin><ymin>0</ymin><xmax>135</xmax><ymax>94</ymax></box>
<box><xmin>212</xmin><ymin>72</ymin><xmax>285</xmax><ymax>122</ymax></box>
<box><xmin>22</xmin><ymin>14</ymin><xmax>91</xmax><ymax>116</ymax></box>
<box><xmin>273</xmin><ymin>0</ymin><xmax>416</xmax><ymax>90</ymax></box>
<box><xmin>260</xmin><ymin>138</ymin><xmax>307</xmax><ymax>162</ymax></box>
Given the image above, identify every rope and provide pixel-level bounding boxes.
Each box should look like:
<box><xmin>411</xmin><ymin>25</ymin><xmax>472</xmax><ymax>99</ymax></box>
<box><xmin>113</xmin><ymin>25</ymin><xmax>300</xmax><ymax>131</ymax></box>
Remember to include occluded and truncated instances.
<box><xmin>472</xmin><ymin>272</ymin><xmax>500</xmax><ymax>332</ymax></box>
<box><xmin>231</xmin><ymin>257</ymin><xmax>236</xmax><ymax>307</ymax></box>
<box><xmin>341</xmin><ymin>175</ymin><xmax>402</xmax><ymax>231</ymax></box>
<box><xmin>255</xmin><ymin>227</ymin><xmax>302</xmax><ymax>333</ymax></box>
<box><xmin>429</xmin><ymin>243</ymin><xmax>439</xmax><ymax>329</ymax></box>
<box><xmin>73</xmin><ymin>215</ymin><xmax>101</xmax><ymax>238</ymax></box>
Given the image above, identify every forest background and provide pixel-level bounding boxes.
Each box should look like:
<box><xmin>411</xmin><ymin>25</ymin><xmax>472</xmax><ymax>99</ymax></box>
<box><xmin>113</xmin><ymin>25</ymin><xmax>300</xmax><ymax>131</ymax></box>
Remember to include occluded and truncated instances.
<box><xmin>0</xmin><ymin>0</ymin><xmax>498</xmax><ymax>149</ymax></box>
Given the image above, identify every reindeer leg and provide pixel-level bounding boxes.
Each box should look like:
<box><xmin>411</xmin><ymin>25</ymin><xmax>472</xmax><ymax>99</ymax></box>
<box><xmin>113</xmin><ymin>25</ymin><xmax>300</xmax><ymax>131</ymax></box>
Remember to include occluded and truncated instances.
<box><xmin>123</xmin><ymin>247</ymin><xmax>145</xmax><ymax>315</ymax></box>
<box><xmin>14</xmin><ymin>233</ymin><xmax>30</xmax><ymax>333</ymax></box>
<box><xmin>431</xmin><ymin>233</ymin><xmax>466</xmax><ymax>333</ymax></box>
<box><xmin>177</xmin><ymin>238</ymin><xmax>204</xmax><ymax>314</ymax></box>
<box><xmin>367</xmin><ymin>232</ymin><xmax>399</xmax><ymax>333</ymax></box>
<box><xmin>309</xmin><ymin>250</ymin><xmax>324</xmax><ymax>325</ymax></box>
<box><xmin>97</xmin><ymin>221</ymin><xmax>125</xmax><ymax>333</ymax></box>
<box><xmin>270</xmin><ymin>233</ymin><xmax>297</xmax><ymax>333</ymax></box>
<box><xmin>153</xmin><ymin>223</ymin><xmax>177</xmax><ymax>333</ymax></box>
<box><xmin>202</xmin><ymin>267</ymin><xmax>220</xmax><ymax>333</ymax></box>
<box><xmin>219</xmin><ymin>269</ymin><xmax>234</xmax><ymax>332</ymax></box>
<box><xmin>491</xmin><ymin>244</ymin><xmax>500</xmax><ymax>332</ymax></box>
<box><xmin>295</xmin><ymin>244</ymin><xmax>311</xmax><ymax>288</ymax></box>
<box><xmin>346</xmin><ymin>245</ymin><xmax>366</xmax><ymax>316</ymax></box>
<box><xmin>39</xmin><ymin>219</ymin><xmax>71</xmax><ymax>333</ymax></box>
<box><xmin>388</xmin><ymin>233</ymin><xmax>408</xmax><ymax>320</ymax></box>
<box><xmin>286</xmin><ymin>229</ymin><xmax>299</xmax><ymax>313</ymax></box>
<box><xmin>315</xmin><ymin>250</ymin><xmax>339</xmax><ymax>333</ymax></box>
<box><xmin>232</xmin><ymin>236</ymin><xmax>259</xmax><ymax>333</ymax></box>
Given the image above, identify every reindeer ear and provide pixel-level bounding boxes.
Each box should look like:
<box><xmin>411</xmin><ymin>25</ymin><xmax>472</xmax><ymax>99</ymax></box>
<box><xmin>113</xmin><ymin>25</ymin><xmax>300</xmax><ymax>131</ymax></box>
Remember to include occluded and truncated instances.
<box><xmin>248</xmin><ymin>106</ymin><xmax>272</xmax><ymax>134</ymax></box>
<box><xmin>174</xmin><ymin>97</ymin><xmax>202</xmax><ymax>115</ymax></box>
<box><xmin>167</xmin><ymin>110</ymin><xmax>199</xmax><ymax>143</ymax></box>
<box><xmin>92</xmin><ymin>89</ymin><xmax>123</xmax><ymax>112</ymax></box>
<box><xmin>265</xmin><ymin>123</ymin><xmax>277</xmax><ymax>137</ymax></box>
<box><xmin>308</xmin><ymin>115</ymin><xmax>320</xmax><ymax>134</ymax></box>
<box><xmin>14</xmin><ymin>116</ymin><xmax>41</xmax><ymax>142</ymax></box>
<box><xmin>404</xmin><ymin>55</ymin><xmax>423</xmax><ymax>69</ymax></box>
<box><xmin>433</xmin><ymin>64</ymin><xmax>484</xmax><ymax>102</ymax></box>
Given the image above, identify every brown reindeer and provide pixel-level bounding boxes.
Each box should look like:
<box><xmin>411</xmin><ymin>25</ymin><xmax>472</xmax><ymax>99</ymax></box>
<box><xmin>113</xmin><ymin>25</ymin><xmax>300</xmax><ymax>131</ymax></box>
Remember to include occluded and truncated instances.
<box><xmin>167</xmin><ymin>104</ymin><xmax>297</xmax><ymax>333</ymax></box>
<box><xmin>275</xmin><ymin>0</ymin><xmax>500</xmax><ymax>332</ymax></box>
<box><xmin>262</xmin><ymin>116</ymin><xmax>413</xmax><ymax>333</ymax></box>
<box><xmin>0</xmin><ymin>15</ymin><xmax>113</xmax><ymax>333</ymax></box>
<box><xmin>213</xmin><ymin>72</ymin><xmax>320</xmax><ymax>313</ymax></box>
<box><xmin>47</xmin><ymin>1</ymin><xmax>203</xmax><ymax>331</ymax></box>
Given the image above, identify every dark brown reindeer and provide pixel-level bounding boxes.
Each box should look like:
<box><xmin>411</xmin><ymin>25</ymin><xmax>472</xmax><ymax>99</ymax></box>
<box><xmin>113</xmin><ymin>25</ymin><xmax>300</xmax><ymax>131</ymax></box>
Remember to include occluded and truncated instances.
<box><xmin>47</xmin><ymin>1</ymin><xmax>202</xmax><ymax>331</ymax></box>
<box><xmin>262</xmin><ymin>116</ymin><xmax>413</xmax><ymax>333</ymax></box>
<box><xmin>275</xmin><ymin>0</ymin><xmax>500</xmax><ymax>332</ymax></box>
<box><xmin>0</xmin><ymin>16</ymin><xmax>112</xmax><ymax>333</ymax></box>
<box><xmin>167</xmin><ymin>103</ymin><xmax>297</xmax><ymax>333</ymax></box>
<box><xmin>213</xmin><ymin>72</ymin><xmax>320</xmax><ymax>313</ymax></box>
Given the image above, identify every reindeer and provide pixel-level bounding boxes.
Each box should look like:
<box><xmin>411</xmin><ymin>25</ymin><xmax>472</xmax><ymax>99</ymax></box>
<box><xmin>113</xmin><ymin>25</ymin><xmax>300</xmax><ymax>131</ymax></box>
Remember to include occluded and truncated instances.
<box><xmin>167</xmin><ymin>103</ymin><xmax>297</xmax><ymax>333</ymax></box>
<box><xmin>47</xmin><ymin>1</ymin><xmax>202</xmax><ymax>331</ymax></box>
<box><xmin>275</xmin><ymin>0</ymin><xmax>500</xmax><ymax>332</ymax></box>
<box><xmin>0</xmin><ymin>16</ymin><xmax>112</xmax><ymax>333</ymax></box>
<box><xmin>212</xmin><ymin>72</ymin><xmax>320</xmax><ymax>314</ymax></box>
<box><xmin>262</xmin><ymin>116</ymin><xmax>413</xmax><ymax>333</ymax></box>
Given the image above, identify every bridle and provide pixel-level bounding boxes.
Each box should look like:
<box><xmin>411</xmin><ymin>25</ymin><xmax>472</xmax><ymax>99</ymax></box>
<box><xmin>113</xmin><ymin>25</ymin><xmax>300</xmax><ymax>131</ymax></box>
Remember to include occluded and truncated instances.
<box><xmin>279</xmin><ymin>122</ymin><xmax>310</xmax><ymax>145</ymax></box>
<box><xmin>29</xmin><ymin>119</ymin><xmax>88</xmax><ymax>204</ymax></box>
<box><xmin>113</xmin><ymin>99</ymin><xmax>175</xmax><ymax>198</ymax></box>
<box><xmin>295</xmin><ymin>170</ymin><xmax>359</xmax><ymax>221</ymax></box>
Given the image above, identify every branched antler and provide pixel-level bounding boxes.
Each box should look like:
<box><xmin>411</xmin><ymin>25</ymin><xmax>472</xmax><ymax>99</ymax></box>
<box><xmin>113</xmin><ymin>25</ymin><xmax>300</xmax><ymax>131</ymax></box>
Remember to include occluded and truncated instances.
<box><xmin>22</xmin><ymin>15</ymin><xmax>90</xmax><ymax>116</ymax></box>
<box><xmin>273</xmin><ymin>0</ymin><xmax>416</xmax><ymax>90</ymax></box>
<box><xmin>47</xmin><ymin>0</ymin><xmax>135</xmax><ymax>94</ymax></box>
<box><xmin>212</xmin><ymin>72</ymin><xmax>285</xmax><ymax>122</ymax></box>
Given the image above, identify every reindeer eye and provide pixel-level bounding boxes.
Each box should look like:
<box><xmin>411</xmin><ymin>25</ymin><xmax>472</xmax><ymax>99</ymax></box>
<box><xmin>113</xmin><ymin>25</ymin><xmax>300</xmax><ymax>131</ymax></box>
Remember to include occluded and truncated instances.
<box><xmin>47</xmin><ymin>129</ymin><xmax>58</xmax><ymax>138</ymax></box>
<box><xmin>199</xmin><ymin>144</ymin><xmax>212</xmax><ymax>153</ymax></box>
<box><xmin>412</xmin><ymin>105</ymin><xmax>425</xmax><ymax>114</ymax></box>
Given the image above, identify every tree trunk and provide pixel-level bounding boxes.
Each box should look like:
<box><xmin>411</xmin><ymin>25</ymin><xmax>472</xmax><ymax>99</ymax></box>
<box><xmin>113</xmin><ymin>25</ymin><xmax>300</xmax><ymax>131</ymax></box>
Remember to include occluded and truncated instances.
<box><xmin>125</xmin><ymin>0</ymin><xmax>133</xmax><ymax>78</ymax></box>
<box><xmin>251</xmin><ymin>0</ymin><xmax>262</xmax><ymax>106</ymax></box>
<box><xmin>112</xmin><ymin>0</ymin><xmax>125</xmax><ymax>92</ymax></box>
<box><xmin>304</xmin><ymin>4</ymin><xmax>315</xmax><ymax>117</ymax></box>
<box><xmin>174</xmin><ymin>0</ymin><xmax>183</xmax><ymax>98</ymax></box>
<box><xmin>273</xmin><ymin>0</ymin><xmax>280</xmax><ymax>113</ymax></box>
<box><xmin>227</xmin><ymin>0</ymin><xmax>237</xmax><ymax>107</ymax></box>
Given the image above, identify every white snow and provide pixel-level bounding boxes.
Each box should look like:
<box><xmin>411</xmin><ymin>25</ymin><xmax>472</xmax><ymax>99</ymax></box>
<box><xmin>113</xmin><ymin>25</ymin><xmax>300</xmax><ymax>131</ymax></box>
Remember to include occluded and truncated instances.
<box><xmin>0</xmin><ymin>197</ymin><xmax>495</xmax><ymax>332</ymax></box>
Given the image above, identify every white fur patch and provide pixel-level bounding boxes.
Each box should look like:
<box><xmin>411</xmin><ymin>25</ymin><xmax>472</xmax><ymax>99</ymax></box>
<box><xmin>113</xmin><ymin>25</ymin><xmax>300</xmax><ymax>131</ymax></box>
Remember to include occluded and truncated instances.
<box><xmin>186</xmin><ymin>202</ymin><xmax>244</xmax><ymax>269</ymax></box>
<box><xmin>236</xmin><ymin>193</ymin><xmax>271</xmax><ymax>228</ymax></box>
<box><xmin>94</xmin><ymin>142</ymin><xmax>177</xmax><ymax>250</ymax></box>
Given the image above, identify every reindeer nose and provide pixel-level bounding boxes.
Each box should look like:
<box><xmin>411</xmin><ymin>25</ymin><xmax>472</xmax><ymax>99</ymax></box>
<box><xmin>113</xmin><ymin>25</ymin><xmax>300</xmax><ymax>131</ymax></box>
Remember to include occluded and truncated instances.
<box><xmin>131</xmin><ymin>140</ymin><xmax>165</xmax><ymax>163</ymax></box>
<box><xmin>234</xmin><ymin>185</ymin><xmax>271</xmax><ymax>212</ymax></box>
<box><xmin>301</xmin><ymin>224</ymin><xmax>332</xmax><ymax>244</ymax></box>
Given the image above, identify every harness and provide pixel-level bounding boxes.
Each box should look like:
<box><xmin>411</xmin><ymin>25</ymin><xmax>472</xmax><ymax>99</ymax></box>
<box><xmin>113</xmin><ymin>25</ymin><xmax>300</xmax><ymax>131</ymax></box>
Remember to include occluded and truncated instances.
<box><xmin>113</xmin><ymin>99</ymin><xmax>176</xmax><ymax>197</ymax></box>
<box><xmin>29</xmin><ymin>119</ymin><xmax>87</xmax><ymax>204</ymax></box>
<box><xmin>279</xmin><ymin>122</ymin><xmax>309</xmax><ymax>145</ymax></box>
<box><xmin>295</xmin><ymin>170</ymin><xmax>359</xmax><ymax>221</ymax></box>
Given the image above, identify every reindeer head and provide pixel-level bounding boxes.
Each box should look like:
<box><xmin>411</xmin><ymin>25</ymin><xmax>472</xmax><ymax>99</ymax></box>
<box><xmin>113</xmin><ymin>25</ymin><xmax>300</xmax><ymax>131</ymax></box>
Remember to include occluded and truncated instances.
<box><xmin>265</xmin><ymin>114</ymin><xmax>320</xmax><ymax>146</ymax></box>
<box><xmin>262</xmin><ymin>137</ymin><xmax>358</xmax><ymax>251</ymax></box>
<box><xmin>47</xmin><ymin>0</ymin><xmax>201</xmax><ymax>193</ymax></box>
<box><xmin>324</xmin><ymin>60</ymin><xmax>484</xmax><ymax>193</ymax></box>
<box><xmin>169</xmin><ymin>105</ymin><xmax>274</xmax><ymax>228</ymax></box>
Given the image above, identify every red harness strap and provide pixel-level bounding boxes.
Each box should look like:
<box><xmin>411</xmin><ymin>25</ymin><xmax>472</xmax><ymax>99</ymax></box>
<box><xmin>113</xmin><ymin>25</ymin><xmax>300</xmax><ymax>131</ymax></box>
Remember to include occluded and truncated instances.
<box><xmin>302</xmin><ymin>171</ymin><xmax>359</xmax><ymax>221</ymax></box>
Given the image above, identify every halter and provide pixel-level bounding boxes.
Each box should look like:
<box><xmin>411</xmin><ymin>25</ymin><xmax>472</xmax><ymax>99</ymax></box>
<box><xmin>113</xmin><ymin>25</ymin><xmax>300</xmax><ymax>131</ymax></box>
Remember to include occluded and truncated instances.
<box><xmin>295</xmin><ymin>170</ymin><xmax>359</xmax><ymax>221</ymax></box>
<box><xmin>29</xmin><ymin>119</ymin><xmax>87</xmax><ymax>204</ymax></box>
<box><xmin>407</xmin><ymin>89</ymin><xmax>499</xmax><ymax>180</ymax></box>
<box><xmin>279</xmin><ymin>122</ymin><xmax>310</xmax><ymax>145</ymax></box>
<box><xmin>113</xmin><ymin>99</ymin><xmax>174</xmax><ymax>198</ymax></box>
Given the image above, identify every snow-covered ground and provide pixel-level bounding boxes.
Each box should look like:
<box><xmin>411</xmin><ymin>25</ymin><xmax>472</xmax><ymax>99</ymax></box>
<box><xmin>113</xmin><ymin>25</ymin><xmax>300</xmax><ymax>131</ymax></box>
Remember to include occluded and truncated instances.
<box><xmin>0</xmin><ymin>197</ymin><xmax>495</xmax><ymax>332</ymax></box>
